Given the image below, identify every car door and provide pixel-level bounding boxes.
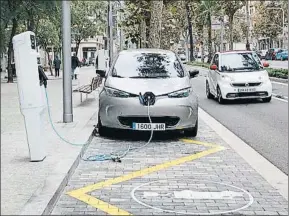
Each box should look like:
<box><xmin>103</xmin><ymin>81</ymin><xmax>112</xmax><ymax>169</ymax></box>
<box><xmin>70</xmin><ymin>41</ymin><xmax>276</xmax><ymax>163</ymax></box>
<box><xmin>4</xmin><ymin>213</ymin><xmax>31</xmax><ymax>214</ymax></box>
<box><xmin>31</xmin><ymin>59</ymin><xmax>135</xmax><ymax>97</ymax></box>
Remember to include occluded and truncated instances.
<box><xmin>209</xmin><ymin>54</ymin><xmax>219</xmax><ymax>95</ymax></box>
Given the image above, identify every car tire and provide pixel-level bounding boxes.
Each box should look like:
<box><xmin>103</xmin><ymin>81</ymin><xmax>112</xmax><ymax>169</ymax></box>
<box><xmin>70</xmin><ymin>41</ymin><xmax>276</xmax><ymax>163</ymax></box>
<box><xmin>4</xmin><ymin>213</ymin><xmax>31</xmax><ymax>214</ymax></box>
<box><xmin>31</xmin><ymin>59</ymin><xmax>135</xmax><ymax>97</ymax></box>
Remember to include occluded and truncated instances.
<box><xmin>98</xmin><ymin>115</ymin><xmax>109</xmax><ymax>137</ymax></box>
<box><xmin>217</xmin><ymin>86</ymin><xmax>226</xmax><ymax>104</ymax></box>
<box><xmin>206</xmin><ymin>81</ymin><xmax>214</xmax><ymax>99</ymax></box>
<box><xmin>262</xmin><ymin>96</ymin><xmax>272</xmax><ymax>103</ymax></box>
<box><xmin>184</xmin><ymin>119</ymin><xmax>198</xmax><ymax>137</ymax></box>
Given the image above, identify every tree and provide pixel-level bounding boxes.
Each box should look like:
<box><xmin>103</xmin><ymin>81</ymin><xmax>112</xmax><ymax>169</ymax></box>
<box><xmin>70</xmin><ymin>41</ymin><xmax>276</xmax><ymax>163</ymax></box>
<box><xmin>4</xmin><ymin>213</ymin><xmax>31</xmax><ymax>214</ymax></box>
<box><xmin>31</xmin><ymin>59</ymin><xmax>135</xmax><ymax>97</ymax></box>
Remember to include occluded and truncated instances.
<box><xmin>222</xmin><ymin>0</ymin><xmax>245</xmax><ymax>50</ymax></box>
<box><xmin>147</xmin><ymin>0</ymin><xmax>163</xmax><ymax>48</ymax></box>
<box><xmin>160</xmin><ymin>1</ymin><xmax>186</xmax><ymax>51</ymax></box>
<box><xmin>37</xmin><ymin>19</ymin><xmax>59</xmax><ymax>76</ymax></box>
<box><xmin>186</xmin><ymin>2</ymin><xmax>194</xmax><ymax>61</ymax></box>
<box><xmin>71</xmin><ymin>1</ymin><xmax>106</xmax><ymax>56</ymax></box>
<box><xmin>253</xmin><ymin>1</ymin><xmax>284</xmax><ymax>46</ymax></box>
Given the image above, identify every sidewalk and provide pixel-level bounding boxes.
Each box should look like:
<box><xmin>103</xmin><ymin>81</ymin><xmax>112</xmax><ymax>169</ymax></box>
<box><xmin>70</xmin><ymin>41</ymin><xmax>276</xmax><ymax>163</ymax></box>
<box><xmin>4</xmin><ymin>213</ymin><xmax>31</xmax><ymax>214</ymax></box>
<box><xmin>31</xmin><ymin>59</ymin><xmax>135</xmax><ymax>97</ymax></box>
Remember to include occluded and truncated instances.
<box><xmin>1</xmin><ymin>66</ymin><xmax>99</xmax><ymax>215</ymax></box>
<box><xmin>49</xmin><ymin>113</ymin><xmax>288</xmax><ymax>215</ymax></box>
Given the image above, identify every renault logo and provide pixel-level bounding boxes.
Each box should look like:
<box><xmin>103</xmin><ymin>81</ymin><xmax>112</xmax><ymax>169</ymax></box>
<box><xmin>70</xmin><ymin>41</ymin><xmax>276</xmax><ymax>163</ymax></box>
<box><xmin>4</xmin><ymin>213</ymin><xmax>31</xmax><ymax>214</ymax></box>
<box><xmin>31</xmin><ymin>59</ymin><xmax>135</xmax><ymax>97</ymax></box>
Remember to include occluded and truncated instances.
<box><xmin>245</xmin><ymin>83</ymin><xmax>249</xmax><ymax>87</ymax></box>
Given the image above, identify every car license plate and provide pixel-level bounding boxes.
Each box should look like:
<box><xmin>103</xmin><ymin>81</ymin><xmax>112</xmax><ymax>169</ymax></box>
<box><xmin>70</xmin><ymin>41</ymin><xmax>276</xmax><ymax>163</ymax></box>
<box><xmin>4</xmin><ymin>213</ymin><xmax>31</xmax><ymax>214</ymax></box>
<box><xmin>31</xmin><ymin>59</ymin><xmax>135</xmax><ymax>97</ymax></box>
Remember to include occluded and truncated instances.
<box><xmin>132</xmin><ymin>123</ymin><xmax>166</xmax><ymax>131</ymax></box>
<box><xmin>237</xmin><ymin>88</ymin><xmax>256</xmax><ymax>92</ymax></box>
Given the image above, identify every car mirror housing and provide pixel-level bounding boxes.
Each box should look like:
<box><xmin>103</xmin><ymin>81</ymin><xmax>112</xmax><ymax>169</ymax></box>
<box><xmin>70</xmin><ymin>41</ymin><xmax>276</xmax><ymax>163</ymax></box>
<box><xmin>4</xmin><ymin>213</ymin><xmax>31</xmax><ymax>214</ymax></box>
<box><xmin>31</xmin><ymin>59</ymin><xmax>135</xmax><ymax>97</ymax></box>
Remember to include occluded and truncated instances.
<box><xmin>210</xmin><ymin>64</ymin><xmax>217</xmax><ymax>70</ymax></box>
<box><xmin>96</xmin><ymin>69</ymin><xmax>106</xmax><ymax>78</ymax></box>
<box><xmin>189</xmin><ymin>70</ymin><xmax>199</xmax><ymax>78</ymax></box>
<box><xmin>262</xmin><ymin>62</ymin><xmax>269</xmax><ymax>68</ymax></box>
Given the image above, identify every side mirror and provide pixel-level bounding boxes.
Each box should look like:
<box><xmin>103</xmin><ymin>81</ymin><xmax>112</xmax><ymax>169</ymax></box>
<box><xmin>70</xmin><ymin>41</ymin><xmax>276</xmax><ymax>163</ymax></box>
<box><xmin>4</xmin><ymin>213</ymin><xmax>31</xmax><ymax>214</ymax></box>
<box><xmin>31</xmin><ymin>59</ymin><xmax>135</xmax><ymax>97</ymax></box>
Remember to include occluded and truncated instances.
<box><xmin>189</xmin><ymin>70</ymin><xmax>199</xmax><ymax>78</ymax></box>
<box><xmin>210</xmin><ymin>64</ymin><xmax>218</xmax><ymax>70</ymax></box>
<box><xmin>96</xmin><ymin>69</ymin><xmax>106</xmax><ymax>78</ymax></box>
<box><xmin>263</xmin><ymin>62</ymin><xmax>269</xmax><ymax>68</ymax></box>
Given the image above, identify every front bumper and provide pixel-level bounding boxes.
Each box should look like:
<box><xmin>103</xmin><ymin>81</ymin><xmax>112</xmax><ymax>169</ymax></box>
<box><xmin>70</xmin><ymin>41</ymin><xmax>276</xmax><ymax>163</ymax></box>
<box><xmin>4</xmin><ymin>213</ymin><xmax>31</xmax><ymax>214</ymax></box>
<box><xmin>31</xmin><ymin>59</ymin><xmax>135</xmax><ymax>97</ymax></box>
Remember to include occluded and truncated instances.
<box><xmin>99</xmin><ymin>91</ymin><xmax>198</xmax><ymax>130</ymax></box>
<box><xmin>220</xmin><ymin>80</ymin><xmax>272</xmax><ymax>100</ymax></box>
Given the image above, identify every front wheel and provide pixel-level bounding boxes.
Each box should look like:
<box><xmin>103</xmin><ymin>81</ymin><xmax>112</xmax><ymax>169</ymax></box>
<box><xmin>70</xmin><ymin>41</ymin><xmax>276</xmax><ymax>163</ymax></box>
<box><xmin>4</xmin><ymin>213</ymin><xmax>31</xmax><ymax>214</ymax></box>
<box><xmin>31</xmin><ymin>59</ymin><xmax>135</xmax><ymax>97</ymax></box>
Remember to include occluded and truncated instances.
<box><xmin>262</xmin><ymin>96</ymin><xmax>272</xmax><ymax>103</ymax></box>
<box><xmin>206</xmin><ymin>81</ymin><xmax>214</xmax><ymax>99</ymax></box>
<box><xmin>98</xmin><ymin>115</ymin><xmax>109</xmax><ymax>137</ymax></box>
<box><xmin>217</xmin><ymin>87</ymin><xmax>226</xmax><ymax>104</ymax></box>
<box><xmin>184</xmin><ymin>119</ymin><xmax>198</xmax><ymax>137</ymax></box>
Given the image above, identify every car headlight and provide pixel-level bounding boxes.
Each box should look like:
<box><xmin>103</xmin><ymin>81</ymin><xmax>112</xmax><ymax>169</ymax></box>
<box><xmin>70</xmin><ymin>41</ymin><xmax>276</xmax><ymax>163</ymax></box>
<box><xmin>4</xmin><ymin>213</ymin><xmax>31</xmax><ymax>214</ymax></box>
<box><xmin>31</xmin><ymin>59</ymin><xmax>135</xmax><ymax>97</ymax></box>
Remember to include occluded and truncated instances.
<box><xmin>259</xmin><ymin>72</ymin><xmax>269</xmax><ymax>81</ymax></box>
<box><xmin>104</xmin><ymin>87</ymin><xmax>133</xmax><ymax>98</ymax></box>
<box><xmin>221</xmin><ymin>75</ymin><xmax>234</xmax><ymax>82</ymax></box>
<box><xmin>168</xmin><ymin>87</ymin><xmax>191</xmax><ymax>98</ymax></box>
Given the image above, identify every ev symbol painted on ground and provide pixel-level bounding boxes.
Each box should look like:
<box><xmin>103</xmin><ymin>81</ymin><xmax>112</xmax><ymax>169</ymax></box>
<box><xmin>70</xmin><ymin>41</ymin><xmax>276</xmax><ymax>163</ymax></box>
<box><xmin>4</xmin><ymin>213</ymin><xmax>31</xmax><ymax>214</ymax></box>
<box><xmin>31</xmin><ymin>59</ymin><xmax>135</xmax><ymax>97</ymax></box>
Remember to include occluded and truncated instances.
<box><xmin>66</xmin><ymin>139</ymin><xmax>253</xmax><ymax>215</ymax></box>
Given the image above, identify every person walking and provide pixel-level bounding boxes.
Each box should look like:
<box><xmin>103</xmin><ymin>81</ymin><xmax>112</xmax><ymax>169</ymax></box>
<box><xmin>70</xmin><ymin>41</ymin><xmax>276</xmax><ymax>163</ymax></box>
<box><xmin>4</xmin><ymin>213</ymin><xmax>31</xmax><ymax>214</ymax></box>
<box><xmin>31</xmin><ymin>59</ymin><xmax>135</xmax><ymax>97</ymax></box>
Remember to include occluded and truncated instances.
<box><xmin>71</xmin><ymin>54</ymin><xmax>79</xmax><ymax>80</ymax></box>
<box><xmin>53</xmin><ymin>56</ymin><xmax>61</xmax><ymax>77</ymax></box>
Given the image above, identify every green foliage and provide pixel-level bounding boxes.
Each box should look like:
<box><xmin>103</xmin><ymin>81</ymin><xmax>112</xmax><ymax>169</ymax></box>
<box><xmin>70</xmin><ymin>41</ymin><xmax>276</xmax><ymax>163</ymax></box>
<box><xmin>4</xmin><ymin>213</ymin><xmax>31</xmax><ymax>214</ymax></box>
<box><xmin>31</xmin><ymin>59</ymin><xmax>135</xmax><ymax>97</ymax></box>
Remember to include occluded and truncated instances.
<box><xmin>253</xmin><ymin>2</ymin><xmax>283</xmax><ymax>39</ymax></box>
<box><xmin>71</xmin><ymin>1</ymin><xmax>106</xmax><ymax>54</ymax></box>
<box><xmin>37</xmin><ymin>19</ymin><xmax>59</xmax><ymax>52</ymax></box>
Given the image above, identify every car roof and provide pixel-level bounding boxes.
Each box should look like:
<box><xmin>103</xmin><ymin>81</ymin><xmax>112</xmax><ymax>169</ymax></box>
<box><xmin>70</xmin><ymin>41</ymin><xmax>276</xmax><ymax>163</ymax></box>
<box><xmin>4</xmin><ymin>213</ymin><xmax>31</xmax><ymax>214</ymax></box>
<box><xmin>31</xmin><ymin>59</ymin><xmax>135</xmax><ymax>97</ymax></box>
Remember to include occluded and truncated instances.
<box><xmin>119</xmin><ymin>49</ymin><xmax>175</xmax><ymax>55</ymax></box>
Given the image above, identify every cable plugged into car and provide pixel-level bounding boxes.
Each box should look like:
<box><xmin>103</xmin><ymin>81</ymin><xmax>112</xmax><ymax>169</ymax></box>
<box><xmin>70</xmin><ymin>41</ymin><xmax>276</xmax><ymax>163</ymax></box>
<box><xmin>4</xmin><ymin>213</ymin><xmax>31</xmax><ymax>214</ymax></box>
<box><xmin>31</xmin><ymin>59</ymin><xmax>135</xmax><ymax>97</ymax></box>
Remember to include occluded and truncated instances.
<box><xmin>85</xmin><ymin>91</ymin><xmax>155</xmax><ymax>163</ymax></box>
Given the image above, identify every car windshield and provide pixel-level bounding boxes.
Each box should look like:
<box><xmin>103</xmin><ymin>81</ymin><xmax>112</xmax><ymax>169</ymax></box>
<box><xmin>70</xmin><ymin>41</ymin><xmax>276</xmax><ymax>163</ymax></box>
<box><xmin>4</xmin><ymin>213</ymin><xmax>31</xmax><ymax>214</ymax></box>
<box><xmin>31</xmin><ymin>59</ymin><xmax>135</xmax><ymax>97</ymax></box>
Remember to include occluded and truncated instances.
<box><xmin>111</xmin><ymin>52</ymin><xmax>185</xmax><ymax>78</ymax></box>
<box><xmin>220</xmin><ymin>52</ymin><xmax>261</xmax><ymax>72</ymax></box>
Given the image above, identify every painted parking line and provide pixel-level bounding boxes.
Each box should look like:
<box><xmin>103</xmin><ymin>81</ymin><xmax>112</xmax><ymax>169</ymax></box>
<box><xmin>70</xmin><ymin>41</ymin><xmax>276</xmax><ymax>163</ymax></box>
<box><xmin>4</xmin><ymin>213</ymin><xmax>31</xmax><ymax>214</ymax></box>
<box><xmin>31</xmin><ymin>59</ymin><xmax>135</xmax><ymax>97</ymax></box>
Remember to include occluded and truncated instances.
<box><xmin>66</xmin><ymin>139</ymin><xmax>225</xmax><ymax>215</ymax></box>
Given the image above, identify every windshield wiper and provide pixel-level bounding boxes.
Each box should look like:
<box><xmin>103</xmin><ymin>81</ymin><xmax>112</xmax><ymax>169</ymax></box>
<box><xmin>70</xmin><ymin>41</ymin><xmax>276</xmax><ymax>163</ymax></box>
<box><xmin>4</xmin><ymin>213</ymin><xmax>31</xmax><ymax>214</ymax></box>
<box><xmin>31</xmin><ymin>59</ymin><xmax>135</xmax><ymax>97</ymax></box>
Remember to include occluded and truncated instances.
<box><xmin>233</xmin><ymin>67</ymin><xmax>258</xmax><ymax>71</ymax></box>
<box><xmin>111</xmin><ymin>75</ymin><xmax>124</xmax><ymax>78</ymax></box>
<box><xmin>129</xmin><ymin>76</ymin><xmax>170</xmax><ymax>79</ymax></box>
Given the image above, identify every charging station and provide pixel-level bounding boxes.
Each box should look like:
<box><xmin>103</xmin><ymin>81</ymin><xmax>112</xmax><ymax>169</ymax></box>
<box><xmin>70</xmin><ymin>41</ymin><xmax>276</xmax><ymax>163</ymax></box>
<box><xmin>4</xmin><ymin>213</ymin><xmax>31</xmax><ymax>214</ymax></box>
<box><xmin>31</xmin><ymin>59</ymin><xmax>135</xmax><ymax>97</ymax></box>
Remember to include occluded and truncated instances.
<box><xmin>13</xmin><ymin>31</ymin><xmax>47</xmax><ymax>162</ymax></box>
<box><xmin>95</xmin><ymin>49</ymin><xmax>109</xmax><ymax>73</ymax></box>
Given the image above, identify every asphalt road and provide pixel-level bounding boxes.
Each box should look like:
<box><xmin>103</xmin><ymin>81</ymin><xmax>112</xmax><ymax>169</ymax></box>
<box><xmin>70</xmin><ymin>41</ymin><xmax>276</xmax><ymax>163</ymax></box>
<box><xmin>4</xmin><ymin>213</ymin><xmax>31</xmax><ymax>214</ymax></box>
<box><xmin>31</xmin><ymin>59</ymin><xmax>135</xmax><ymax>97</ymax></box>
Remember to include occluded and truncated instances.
<box><xmin>186</xmin><ymin>65</ymin><xmax>288</xmax><ymax>174</ymax></box>
<box><xmin>267</xmin><ymin>60</ymin><xmax>288</xmax><ymax>69</ymax></box>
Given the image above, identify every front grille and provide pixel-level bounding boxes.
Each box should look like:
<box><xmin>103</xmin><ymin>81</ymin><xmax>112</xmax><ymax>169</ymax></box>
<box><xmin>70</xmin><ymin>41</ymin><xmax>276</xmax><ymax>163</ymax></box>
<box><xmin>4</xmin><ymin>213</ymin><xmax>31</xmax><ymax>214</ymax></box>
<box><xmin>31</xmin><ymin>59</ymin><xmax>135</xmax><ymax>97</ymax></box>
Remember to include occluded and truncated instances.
<box><xmin>118</xmin><ymin>116</ymin><xmax>180</xmax><ymax>128</ymax></box>
<box><xmin>231</xmin><ymin>82</ymin><xmax>261</xmax><ymax>87</ymax></box>
<box><xmin>226</xmin><ymin>91</ymin><xmax>268</xmax><ymax>98</ymax></box>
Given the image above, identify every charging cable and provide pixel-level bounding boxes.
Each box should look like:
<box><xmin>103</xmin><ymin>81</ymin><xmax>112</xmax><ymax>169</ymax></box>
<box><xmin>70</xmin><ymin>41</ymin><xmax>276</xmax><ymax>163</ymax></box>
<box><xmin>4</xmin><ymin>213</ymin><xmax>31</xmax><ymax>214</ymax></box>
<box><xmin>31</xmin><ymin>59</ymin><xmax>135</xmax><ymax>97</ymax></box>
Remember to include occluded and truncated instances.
<box><xmin>84</xmin><ymin>94</ymin><xmax>154</xmax><ymax>162</ymax></box>
<box><xmin>45</xmin><ymin>86</ymin><xmax>154</xmax><ymax>162</ymax></box>
<box><xmin>44</xmin><ymin>88</ymin><xmax>91</xmax><ymax>146</ymax></box>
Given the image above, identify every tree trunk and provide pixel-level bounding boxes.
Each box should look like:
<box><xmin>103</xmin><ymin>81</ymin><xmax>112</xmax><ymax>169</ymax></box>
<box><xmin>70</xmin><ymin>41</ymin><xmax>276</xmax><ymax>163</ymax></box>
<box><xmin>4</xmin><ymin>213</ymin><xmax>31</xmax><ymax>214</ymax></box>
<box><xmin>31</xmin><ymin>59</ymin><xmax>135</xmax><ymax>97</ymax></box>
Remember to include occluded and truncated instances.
<box><xmin>46</xmin><ymin>50</ymin><xmax>53</xmax><ymax>76</ymax></box>
<box><xmin>207</xmin><ymin>12</ymin><xmax>213</xmax><ymax>63</ymax></box>
<box><xmin>7</xmin><ymin>18</ymin><xmax>18</xmax><ymax>83</ymax></box>
<box><xmin>228</xmin><ymin>14</ymin><xmax>234</xmax><ymax>50</ymax></box>
<box><xmin>148</xmin><ymin>0</ymin><xmax>163</xmax><ymax>48</ymax></box>
<box><xmin>186</xmin><ymin>3</ymin><xmax>194</xmax><ymax>62</ymax></box>
<box><xmin>140</xmin><ymin>19</ymin><xmax>146</xmax><ymax>48</ymax></box>
<box><xmin>75</xmin><ymin>40</ymin><xmax>80</xmax><ymax>56</ymax></box>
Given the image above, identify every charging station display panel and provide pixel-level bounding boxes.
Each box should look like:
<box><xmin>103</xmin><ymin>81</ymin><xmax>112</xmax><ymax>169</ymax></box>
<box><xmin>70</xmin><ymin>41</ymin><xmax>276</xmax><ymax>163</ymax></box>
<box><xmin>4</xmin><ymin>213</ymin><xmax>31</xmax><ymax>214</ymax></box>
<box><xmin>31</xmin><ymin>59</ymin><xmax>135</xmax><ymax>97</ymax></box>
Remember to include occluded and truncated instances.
<box><xmin>13</xmin><ymin>31</ymin><xmax>44</xmax><ymax>109</ymax></box>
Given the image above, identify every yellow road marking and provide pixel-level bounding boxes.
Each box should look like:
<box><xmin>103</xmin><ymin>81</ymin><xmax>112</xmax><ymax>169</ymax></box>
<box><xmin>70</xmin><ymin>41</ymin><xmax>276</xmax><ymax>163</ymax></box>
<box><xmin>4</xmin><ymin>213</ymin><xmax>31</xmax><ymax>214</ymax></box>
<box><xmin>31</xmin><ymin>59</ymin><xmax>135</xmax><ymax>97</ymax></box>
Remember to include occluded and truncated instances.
<box><xmin>67</xmin><ymin>139</ymin><xmax>225</xmax><ymax>215</ymax></box>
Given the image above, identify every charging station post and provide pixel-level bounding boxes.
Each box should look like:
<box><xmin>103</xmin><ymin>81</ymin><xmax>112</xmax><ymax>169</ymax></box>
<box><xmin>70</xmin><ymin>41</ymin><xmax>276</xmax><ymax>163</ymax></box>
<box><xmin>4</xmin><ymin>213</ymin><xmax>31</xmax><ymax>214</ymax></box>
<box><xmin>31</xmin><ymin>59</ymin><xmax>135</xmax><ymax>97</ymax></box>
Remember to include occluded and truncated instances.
<box><xmin>12</xmin><ymin>31</ymin><xmax>47</xmax><ymax>162</ymax></box>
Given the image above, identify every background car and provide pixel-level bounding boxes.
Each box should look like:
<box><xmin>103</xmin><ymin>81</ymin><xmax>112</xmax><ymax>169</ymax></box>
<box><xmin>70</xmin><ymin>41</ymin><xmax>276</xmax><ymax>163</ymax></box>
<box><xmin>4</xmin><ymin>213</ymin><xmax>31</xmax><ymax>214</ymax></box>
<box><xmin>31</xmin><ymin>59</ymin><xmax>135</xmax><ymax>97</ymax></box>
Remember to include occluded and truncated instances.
<box><xmin>97</xmin><ymin>49</ymin><xmax>199</xmax><ymax>137</ymax></box>
<box><xmin>256</xmin><ymin>50</ymin><xmax>267</xmax><ymax>60</ymax></box>
<box><xmin>206</xmin><ymin>50</ymin><xmax>272</xmax><ymax>104</ymax></box>
<box><xmin>265</xmin><ymin>48</ymin><xmax>284</xmax><ymax>60</ymax></box>
<box><xmin>275</xmin><ymin>50</ymin><xmax>288</xmax><ymax>61</ymax></box>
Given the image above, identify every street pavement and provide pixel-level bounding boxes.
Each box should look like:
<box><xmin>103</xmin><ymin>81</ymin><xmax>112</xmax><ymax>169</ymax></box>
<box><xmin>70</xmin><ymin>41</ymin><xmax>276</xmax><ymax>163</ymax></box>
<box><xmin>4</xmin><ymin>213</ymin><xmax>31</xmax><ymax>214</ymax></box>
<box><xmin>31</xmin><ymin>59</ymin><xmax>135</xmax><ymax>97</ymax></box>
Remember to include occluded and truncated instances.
<box><xmin>266</xmin><ymin>60</ymin><xmax>288</xmax><ymax>69</ymax></box>
<box><xmin>51</xmin><ymin>119</ymin><xmax>288</xmax><ymax>215</ymax></box>
<box><xmin>48</xmin><ymin>67</ymin><xmax>288</xmax><ymax>215</ymax></box>
<box><xmin>1</xmin><ymin>66</ymin><xmax>98</xmax><ymax>215</ymax></box>
<box><xmin>186</xmin><ymin>65</ymin><xmax>288</xmax><ymax>174</ymax></box>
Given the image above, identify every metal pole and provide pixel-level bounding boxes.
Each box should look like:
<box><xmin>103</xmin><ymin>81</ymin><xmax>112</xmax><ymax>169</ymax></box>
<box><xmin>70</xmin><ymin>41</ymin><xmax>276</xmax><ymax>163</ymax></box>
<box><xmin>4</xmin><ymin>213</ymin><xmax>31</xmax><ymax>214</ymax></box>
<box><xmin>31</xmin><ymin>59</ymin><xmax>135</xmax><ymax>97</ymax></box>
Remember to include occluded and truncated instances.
<box><xmin>62</xmin><ymin>1</ymin><xmax>73</xmax><ymax>123</ymax></box>
<box><xmin>108</xmin><ymin>1</ymin><xmax>113</xmax><ymax>66</ymax></box>
<box><xmin>282</xmin><ymin>9</ymin><xmax>285</xmax><ymax>49</ymax></box>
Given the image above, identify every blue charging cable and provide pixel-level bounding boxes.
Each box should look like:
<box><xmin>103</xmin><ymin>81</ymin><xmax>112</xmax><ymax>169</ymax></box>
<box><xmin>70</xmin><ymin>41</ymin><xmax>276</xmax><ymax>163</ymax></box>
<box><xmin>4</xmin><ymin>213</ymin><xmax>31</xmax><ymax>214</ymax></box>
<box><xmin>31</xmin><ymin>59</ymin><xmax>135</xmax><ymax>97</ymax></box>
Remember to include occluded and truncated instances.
<box><xmin>44</xmin><ymin>87</ymin><xmax>154</xmax><ymax>162</ymax></box>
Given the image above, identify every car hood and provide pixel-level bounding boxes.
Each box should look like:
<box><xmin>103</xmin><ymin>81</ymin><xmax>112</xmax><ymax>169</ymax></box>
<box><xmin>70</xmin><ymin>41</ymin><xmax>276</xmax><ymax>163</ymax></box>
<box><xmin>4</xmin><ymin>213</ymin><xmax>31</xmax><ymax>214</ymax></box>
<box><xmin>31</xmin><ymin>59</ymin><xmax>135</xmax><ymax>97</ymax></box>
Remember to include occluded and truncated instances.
<box><xmin>224</xmin><ymin>70</ymin><xmax>268</xmax><ymax>82</ymax></box>
<box><xmin>105</xmin><ymin>77</ymin><xmax>190</xmax><ymax>95</ymax></box>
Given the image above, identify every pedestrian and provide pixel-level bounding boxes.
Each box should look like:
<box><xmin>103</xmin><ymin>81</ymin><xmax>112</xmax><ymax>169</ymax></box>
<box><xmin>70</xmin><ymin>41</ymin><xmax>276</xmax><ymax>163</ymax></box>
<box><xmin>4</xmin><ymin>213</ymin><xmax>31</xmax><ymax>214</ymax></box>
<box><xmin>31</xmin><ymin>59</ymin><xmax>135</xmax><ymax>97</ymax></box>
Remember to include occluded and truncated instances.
<box><xmin>53</xmin><ymin>56</ymin><xmax>61</xmax><ymax>77</ymax></box>
<box><xmin>71</xmin><ymin>53</ymin><xmax>80</xmax><ymax>80</ymax></box>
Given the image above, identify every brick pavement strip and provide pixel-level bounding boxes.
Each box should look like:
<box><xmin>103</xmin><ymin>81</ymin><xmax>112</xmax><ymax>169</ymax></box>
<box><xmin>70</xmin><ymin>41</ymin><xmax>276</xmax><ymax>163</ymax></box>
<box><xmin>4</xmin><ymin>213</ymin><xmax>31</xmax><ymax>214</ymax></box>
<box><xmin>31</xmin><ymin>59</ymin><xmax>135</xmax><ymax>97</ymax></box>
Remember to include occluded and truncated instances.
<box><xmin>50</xmin><ymin>119</ymin><xmax>288</xmax><ymax>215</ymax></box>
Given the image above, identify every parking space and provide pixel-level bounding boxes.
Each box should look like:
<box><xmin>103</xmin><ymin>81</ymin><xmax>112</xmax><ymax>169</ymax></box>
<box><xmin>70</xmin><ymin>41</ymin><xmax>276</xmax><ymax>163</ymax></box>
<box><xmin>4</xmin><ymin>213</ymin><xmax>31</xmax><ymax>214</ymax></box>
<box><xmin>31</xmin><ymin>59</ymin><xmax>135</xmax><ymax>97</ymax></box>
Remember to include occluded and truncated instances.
<box><xmin>51</xmin><ymin>119</ymin><xmax>288</xmax><ymax>216</ymax></box>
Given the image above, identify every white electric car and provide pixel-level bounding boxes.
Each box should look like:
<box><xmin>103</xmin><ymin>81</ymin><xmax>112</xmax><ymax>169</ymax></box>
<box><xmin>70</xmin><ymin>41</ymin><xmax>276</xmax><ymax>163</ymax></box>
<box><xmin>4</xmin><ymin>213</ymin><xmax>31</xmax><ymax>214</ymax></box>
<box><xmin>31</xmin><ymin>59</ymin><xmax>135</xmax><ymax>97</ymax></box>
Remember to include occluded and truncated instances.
<box><xmin>206</xmin><ymin>50</ymin><xmax>272</xmax><ymax>104</ymax></box>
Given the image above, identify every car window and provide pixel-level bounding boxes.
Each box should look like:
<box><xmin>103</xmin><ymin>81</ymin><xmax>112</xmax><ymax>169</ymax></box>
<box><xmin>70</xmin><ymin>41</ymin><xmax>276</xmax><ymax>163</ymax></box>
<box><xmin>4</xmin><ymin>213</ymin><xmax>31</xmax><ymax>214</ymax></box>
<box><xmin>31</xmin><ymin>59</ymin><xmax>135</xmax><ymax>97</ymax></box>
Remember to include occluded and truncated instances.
<box><xmin>111</xmin><ymin>52</ymin><xmax>185</xmax><ymax>78</ymax></box>
<box><xmin>220</xmin><ymin>52</ymin><xmax>261</xmax><ymax>72</ymax></box>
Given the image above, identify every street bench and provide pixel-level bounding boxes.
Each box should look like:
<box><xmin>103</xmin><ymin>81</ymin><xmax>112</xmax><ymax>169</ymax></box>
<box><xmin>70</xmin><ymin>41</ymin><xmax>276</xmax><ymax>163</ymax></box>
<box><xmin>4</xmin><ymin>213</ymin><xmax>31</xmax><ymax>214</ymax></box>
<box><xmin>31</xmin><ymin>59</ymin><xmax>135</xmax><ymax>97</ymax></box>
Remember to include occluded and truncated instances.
<box><xmin>73</xmin><ymin>76</ymin><xmax>102</xmax><ymax>102</ymax></box>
